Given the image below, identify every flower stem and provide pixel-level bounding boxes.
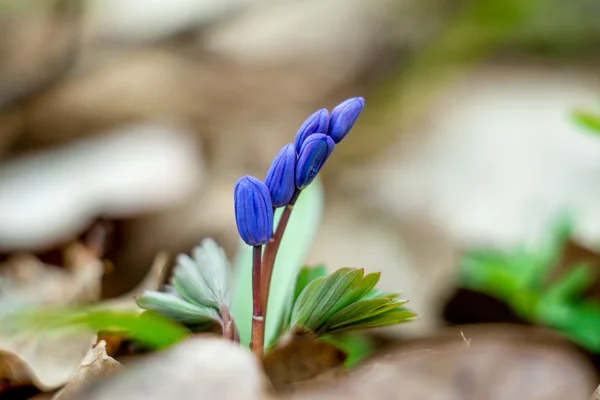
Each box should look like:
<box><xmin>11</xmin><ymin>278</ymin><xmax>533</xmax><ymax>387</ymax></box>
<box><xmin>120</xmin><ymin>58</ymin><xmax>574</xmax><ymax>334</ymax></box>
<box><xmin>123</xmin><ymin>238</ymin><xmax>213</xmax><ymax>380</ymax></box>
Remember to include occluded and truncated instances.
<box><xmin>250</xmin><ymin>245</ymin><xmax>264</xmax><ymax>357</ymax></box>
<box><xmin>261</xmin><ymin>189</ymin><xmax>301</xmax><ymax>314</ymax></box>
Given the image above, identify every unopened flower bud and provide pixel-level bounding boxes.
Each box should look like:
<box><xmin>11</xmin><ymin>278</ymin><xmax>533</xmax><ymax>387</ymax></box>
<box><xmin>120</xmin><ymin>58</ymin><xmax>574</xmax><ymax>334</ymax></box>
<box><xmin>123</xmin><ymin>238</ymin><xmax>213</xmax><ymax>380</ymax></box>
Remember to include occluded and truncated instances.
<box><xmin>295</xmin><ymin>134</ymin><xmax>335</xmax><ymax>189</ymax></box>
<box><xmin>328</xmin><ymin>97</ymin><xmax>364</xmax><ymax>143</ymax></box>
<box><xmin>265</xmin><ymin>143</ymin><xmax>297</xmax><ymax>207</ymax></box>
<box><xmin>234</xmin><ymin>176</ymin><xmax>274</xmax><ymax>246</ymax></box>
<box><xmin>294</xmin><ymin>108</ymin><xmax>329</xmax><ymax>154</ymax></box>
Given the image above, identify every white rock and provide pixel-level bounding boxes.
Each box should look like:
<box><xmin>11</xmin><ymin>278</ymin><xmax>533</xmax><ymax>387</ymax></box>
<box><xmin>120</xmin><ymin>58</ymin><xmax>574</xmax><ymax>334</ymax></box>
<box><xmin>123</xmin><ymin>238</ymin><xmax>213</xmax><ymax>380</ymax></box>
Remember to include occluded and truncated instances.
<box><xmin>359</xmin><ymin>64</ymin><xmax>600</xmax><ymax>249</ymax></box>
<box><xmin>85</xmin><ymin>0</ymin><xmax>257</xmax><ymax>43</ymax></box>
<box><xmin>0</xmin><ymin>124</ymin><xmax>203</xmax><ymax>251</ymax></box>
<box><xmin>70</xmin><ymin>337</ymin><xmax>265</xmax><ymax>400</ymax></box>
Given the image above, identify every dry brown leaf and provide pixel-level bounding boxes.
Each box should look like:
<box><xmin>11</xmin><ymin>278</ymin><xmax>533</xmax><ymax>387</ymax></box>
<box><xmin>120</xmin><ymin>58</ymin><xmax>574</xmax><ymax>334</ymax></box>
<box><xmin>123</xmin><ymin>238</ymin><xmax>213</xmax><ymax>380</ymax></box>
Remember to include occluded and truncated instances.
<box><xmin>0</xmin><ymin>243</ymin><xmax>103</xmax><ymax>390</ymax></box>
<box><xmin>52</xmin><ymin>340</ymin><xmax>122</xmax><ymax>400</ymax></box>
<box><xmin>0</xmin><ymin>330</ymin><xmax>97</xmax><ymax>391</ymax></box>
<box><xmin>288</xmin><ymin>324</ymin><xmax>597</xmax><ymax>400</ymax></box>
<box><xmin>67</xmin><ymin>337</ymin><xmax>267</xmax><ymax>400</ymax></box>
<box><xmin>262</xmin><ymin>335</ymin><xmax>347</xmax><ymax>393</ymax></box>
<box><xmin>591</xmin><ymin>385</ymin><xmax>600</xmax><ymax>400</ymax></box>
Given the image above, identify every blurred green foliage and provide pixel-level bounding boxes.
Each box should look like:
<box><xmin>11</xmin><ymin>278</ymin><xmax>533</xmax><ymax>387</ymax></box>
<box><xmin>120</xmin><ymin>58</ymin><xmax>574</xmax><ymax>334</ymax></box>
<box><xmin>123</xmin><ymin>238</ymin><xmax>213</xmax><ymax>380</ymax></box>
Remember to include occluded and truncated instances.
<box><xmin>459</xmin><ymin>215</ymin><xmax>600</xmax><ymax>351</ymax></box>
<box><xmin>573</xmin><ymin>103</ymin><xmax>600</xmax><ymax>135</ymax></box>
<box><xmin>4</xmin><ymin>308</ymin><xmax>190</xmax><ymax>349</ymax></box>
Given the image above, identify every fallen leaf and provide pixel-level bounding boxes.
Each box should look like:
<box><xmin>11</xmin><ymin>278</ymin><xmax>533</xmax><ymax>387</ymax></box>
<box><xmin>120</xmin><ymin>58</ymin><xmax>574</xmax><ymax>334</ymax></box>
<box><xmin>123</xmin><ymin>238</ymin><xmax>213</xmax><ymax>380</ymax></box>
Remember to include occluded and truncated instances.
<box><xmin>0</xmin><ymin>329</ymin><xmax>97</xmax><ymax>392</ymax></box>
<box><xmin>52</xmin><ymin>340</ymin><xmax>122</xmax><ymax>400</ymax></box>
<box><xmin>262</xmin><ymin>334</ymin><xmax>347</xmax><ymax>392</ymax></box>
<box><xmin>0</xmin><ymin>244</ymin><xmax>103</xmax><ymax>390</ymax></box>
<box><xmin>66</xmin><ymin>336</ymin><xmax>267</xmax><ymax>400</ymax></box>
<box><xmin>591</xmin><ymin>385</ymin><xmax>600</xmax><ymax>400</ymax></box>
<box><xmin>288</xmin><ymin>324</ymin><xmax>597</xmax><ymax>400</ymax></box>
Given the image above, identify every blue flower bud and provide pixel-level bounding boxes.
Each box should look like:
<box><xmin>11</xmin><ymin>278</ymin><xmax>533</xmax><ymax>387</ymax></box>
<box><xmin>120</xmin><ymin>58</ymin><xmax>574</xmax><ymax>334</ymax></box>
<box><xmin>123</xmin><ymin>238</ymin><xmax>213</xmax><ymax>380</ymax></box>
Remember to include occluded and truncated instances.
<box><xmin>265</xmin><ymin>143</ymin><xmax>296</xmax><ymax>207</ymax></box>
<box><xmin>295</xmin><ymin>134</ymin><xmax>335</xmax><ymax>189</ymax></box>
<box><xmin>328</xmin><ymin>97</ymin><xmax>364</xmax><ymax>143</ymax></box>
<box><xmin>234</xmin><ymin>176</ymin><xmax>274</xmax><ymax>246</ymax></box>
<box><xmin>294</xmin><ymin>108</ymin><xmax>329</xmax><ymax>154</ymax></box>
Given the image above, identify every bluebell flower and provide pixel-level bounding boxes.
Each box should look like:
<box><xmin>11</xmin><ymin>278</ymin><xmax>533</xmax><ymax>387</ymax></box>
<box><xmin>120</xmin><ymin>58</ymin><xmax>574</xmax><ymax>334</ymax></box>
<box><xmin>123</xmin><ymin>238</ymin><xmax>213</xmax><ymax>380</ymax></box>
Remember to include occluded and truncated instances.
<box><xmin>295</xmin><ymin>134</ymin><xmax>335</xmax><ymax>189</ymax></box>
<box><xmin>265</xmin><ymin>143</ymin><xmax>296</xmax><ymax>207</ymax></box>
<box><xmin>234</xmin><ymin>176</ymin><xmax>274</xmax><ymax>246</ymax></box>
<box><xmin>294</xmin><ymin>108</ymin><xmax>329</xmax><ymax>154</ymax></box>
<box><xmin>328</xmin><ymin>97</ymin><xmax>364</xmax><ymax>143</ymax></box>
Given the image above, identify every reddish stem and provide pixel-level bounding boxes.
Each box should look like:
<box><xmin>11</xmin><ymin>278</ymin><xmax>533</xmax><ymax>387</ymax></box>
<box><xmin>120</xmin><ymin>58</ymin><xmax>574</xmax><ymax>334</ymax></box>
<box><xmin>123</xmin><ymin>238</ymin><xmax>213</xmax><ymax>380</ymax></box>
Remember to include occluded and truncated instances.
<box><xmin>261</xmin><ymin>189</ymin><xmax>301</xmax><ymax>316</ymax></box>
<box><xmin>250</xmin><ymin>245</ymin><xmax>264</xmax><ymax>357</ymax></box>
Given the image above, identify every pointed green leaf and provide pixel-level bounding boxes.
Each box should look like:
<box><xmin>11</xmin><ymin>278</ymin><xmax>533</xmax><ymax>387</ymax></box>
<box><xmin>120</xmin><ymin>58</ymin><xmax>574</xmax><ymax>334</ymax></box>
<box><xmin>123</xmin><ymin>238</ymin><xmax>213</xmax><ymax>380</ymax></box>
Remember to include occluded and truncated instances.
<box><xmin>327</xmin><ymin>299</ymin><xmax>408</xmax><ymax>331</ymax></box>
<box><xmin>318</xmin><ymin>298</ymin><xmax>391</xmax><ymax>333</ymax></box>
<box><xmin>573</xmin><ymin>110</ymin><xmax>600</xmax><ymax>134</ymax></box>
<box><xmin>544</xmin><ymin>263</ymin><xmax>594</xmax><ymax>302</ymax></box>
<box><xmin>305</xmin><ymin>269</ymin><xmax>364</xmax><ymax>329</ymax></box>
<box><xmin>361</xmin><ymin>288</ymin><xmax>400</xmax><ymax>301</ymax></box>
<box><xmin>328</xmin><ymin>309</ymin><xmax>416</xmax><ymax>333</ymax></box>
<box><xmin>353</xmin><ymin>273</ymin><xmax>381</xmax><ymax>300</ymax></box>
<box><xmin>290</xmin><ymin>276</ymin><xmax>326</xmax><ymax>326</ymax></box>
<box><xmin>232</xmin><ymin>178</ymin><xmax>324</xmax><ymax>347</ymax></box>
<box><xmin>312</xmin><ymin>271</ymin><xmax>381</xmax><ymax>331</ymax></box>
<box><xmin>135</xmin><ymin>291</ymin><xmax>221</xmax><ymax>325</ymax></box>
<box><xmin>172</xmin><ymin>254</ymin><xmax>220</xmax><ymax>308</ymax></box>
<box><xmin>296</xmin><ymin>268</ymin><xmax>354</xmax><ymax>328</ymax></box>
<box><xmin>281</xmin><ymin>265</ymin><xmax>329</xmax><ymax>333</ymax></box>
<box><xmin>294</xmin><ymin>265</ymin><xmax>328</xmax><ymax>304</ymax></box>
<box><xmin>191</xmin><ymin>238</ymin><xmax>231</xmax><ymax>306</ymax></box>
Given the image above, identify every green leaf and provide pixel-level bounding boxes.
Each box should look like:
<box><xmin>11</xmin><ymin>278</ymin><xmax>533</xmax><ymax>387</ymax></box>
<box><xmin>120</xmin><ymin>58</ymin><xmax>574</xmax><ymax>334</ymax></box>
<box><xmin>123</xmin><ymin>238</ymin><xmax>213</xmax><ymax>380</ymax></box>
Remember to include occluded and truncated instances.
<box><xmin>231</xmin><ymin>179</ymin><xmax>324</xmax><ymax>347</ymax></box>
<box><xmin>280</xmin><ymin>265</ymin><xmax>328</xmax><ymax>335</ymax></box>
<box><xmin>328</xmin><ymin>309</ymin><xmax>415</xmax><ymax>333</ymax></box>
<box><xmin>302</xmin><ymin>268</ymin><xmax>363</xmax><ymax>329</ymax></box>
<box><xmin>293</xmin><ymin>265</ymin><xmax>328</xmax><ymax>304</ymax></box>
<box><xmin>573</xmin><ymin>110</ymin><xmax>600</xmax><ymax>134</ymax></box>
<box><xmin>135</xmin><ymin>291</ymin><xmax>221</xmax><ymax>325</ymax></box>
<box><xmin>544</xmin><ymin>263</ymin><xmax>594</xmax><ymax>302</ymax></box>
<box><xmin>288</xmin><ymin>267</ymin><xmax>414</xmax><ymax>336</ymax></box>
<box><xmin>5</xmin><ymin>308</ymin><xmax>190</xmax><ymax>349</ymax></box>
<box><xmin>291</xmin><ymin>268</ymin><xmax>353</xmax><ymax>328</ymax></box>
<box><xmin>191</xmin><ymin>238</ymin><xmax>231</xmax><ymax>306</ymax></box>
<box><xmin>163</xmin><ymin>238</ymin><xmax>231</xmax><ymax>311</ymax></box>
<box><xmin>172</xmin><ymin>254</ymin><xmax>221</xmax><ymax>309</ymax></box>
<box><xmin>312</xmin><ymin>273</ymin><xmax>381</xmax><ymax>331</ymax></box>
<box><xmin>318</xmin><ymin>298</ymin><xmax>392</xmax><ymax>333</ymax></box>
<box><xmin>455</xmin><ymin>213</ymin><xmax>600</xmax><ymax>353</ymax></box>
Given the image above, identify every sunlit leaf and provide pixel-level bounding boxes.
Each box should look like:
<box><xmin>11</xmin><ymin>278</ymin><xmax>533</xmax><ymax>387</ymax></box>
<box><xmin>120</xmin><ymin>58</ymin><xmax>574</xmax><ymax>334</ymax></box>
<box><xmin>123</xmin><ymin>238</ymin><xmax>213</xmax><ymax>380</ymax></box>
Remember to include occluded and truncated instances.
<box><xmin>318</xmin><ymin>298</ymin><xmax>391</xmax><ymax>333</ymax></box>
<box><xmin>279</xmin><ymin>265</ymin><xmax>329</xmax><ymax>337</ymax></box>
<box><xmin>5</xmin><ymin>308</ymin><xmax>190</xmax><ymax>349</ymax></box>
<box><xmin>302</xmin><ymin>268</ymin><xmax>362</xmax><ymax>329</ymax></box>
<box><xmin>544</xmin><ymin>263</ymin><xmax>594</xmax><ymax>302</ymax></box>
<box><xmin>329</xmin><ymin>310</ymin><xmax>415</xmax><ymax>333</ymax></box>
<box><xmin>290</xmin><ymin>268</ymin><xmax>415</xmax><ymax>336</ymax></box>
<box><xmin>573</xmin><ymin>110</ymin><xmax>600</xmax><ymax>134</ymax></box>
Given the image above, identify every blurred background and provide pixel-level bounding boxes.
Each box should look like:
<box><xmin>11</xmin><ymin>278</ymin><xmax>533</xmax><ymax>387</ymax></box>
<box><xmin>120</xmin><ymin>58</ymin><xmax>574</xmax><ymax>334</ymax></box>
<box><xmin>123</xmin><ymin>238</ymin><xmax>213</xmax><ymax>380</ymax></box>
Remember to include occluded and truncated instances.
<box><xmin>1</xmin><ymin>0</ymin><xmax>600</xmax><ymax>371</ymax></box>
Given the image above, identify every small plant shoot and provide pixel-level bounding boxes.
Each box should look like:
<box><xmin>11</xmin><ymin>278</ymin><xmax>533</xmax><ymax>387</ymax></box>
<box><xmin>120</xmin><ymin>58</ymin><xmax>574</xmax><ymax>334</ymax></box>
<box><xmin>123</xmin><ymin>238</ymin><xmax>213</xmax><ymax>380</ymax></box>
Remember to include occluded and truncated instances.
<box><xmin>136</xmin><ymin>96</ymin><xmax>416</xmax><ymax>358</ymax></box>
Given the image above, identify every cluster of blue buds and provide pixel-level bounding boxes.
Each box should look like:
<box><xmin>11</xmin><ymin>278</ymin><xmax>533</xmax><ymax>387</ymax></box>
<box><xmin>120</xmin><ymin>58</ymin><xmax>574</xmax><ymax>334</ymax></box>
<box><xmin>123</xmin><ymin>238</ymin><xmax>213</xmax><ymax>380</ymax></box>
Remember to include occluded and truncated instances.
<box><xmin>234</xmin><ymin>97</ymin><xmax>365</xmax><ymax>246</ymax></box>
